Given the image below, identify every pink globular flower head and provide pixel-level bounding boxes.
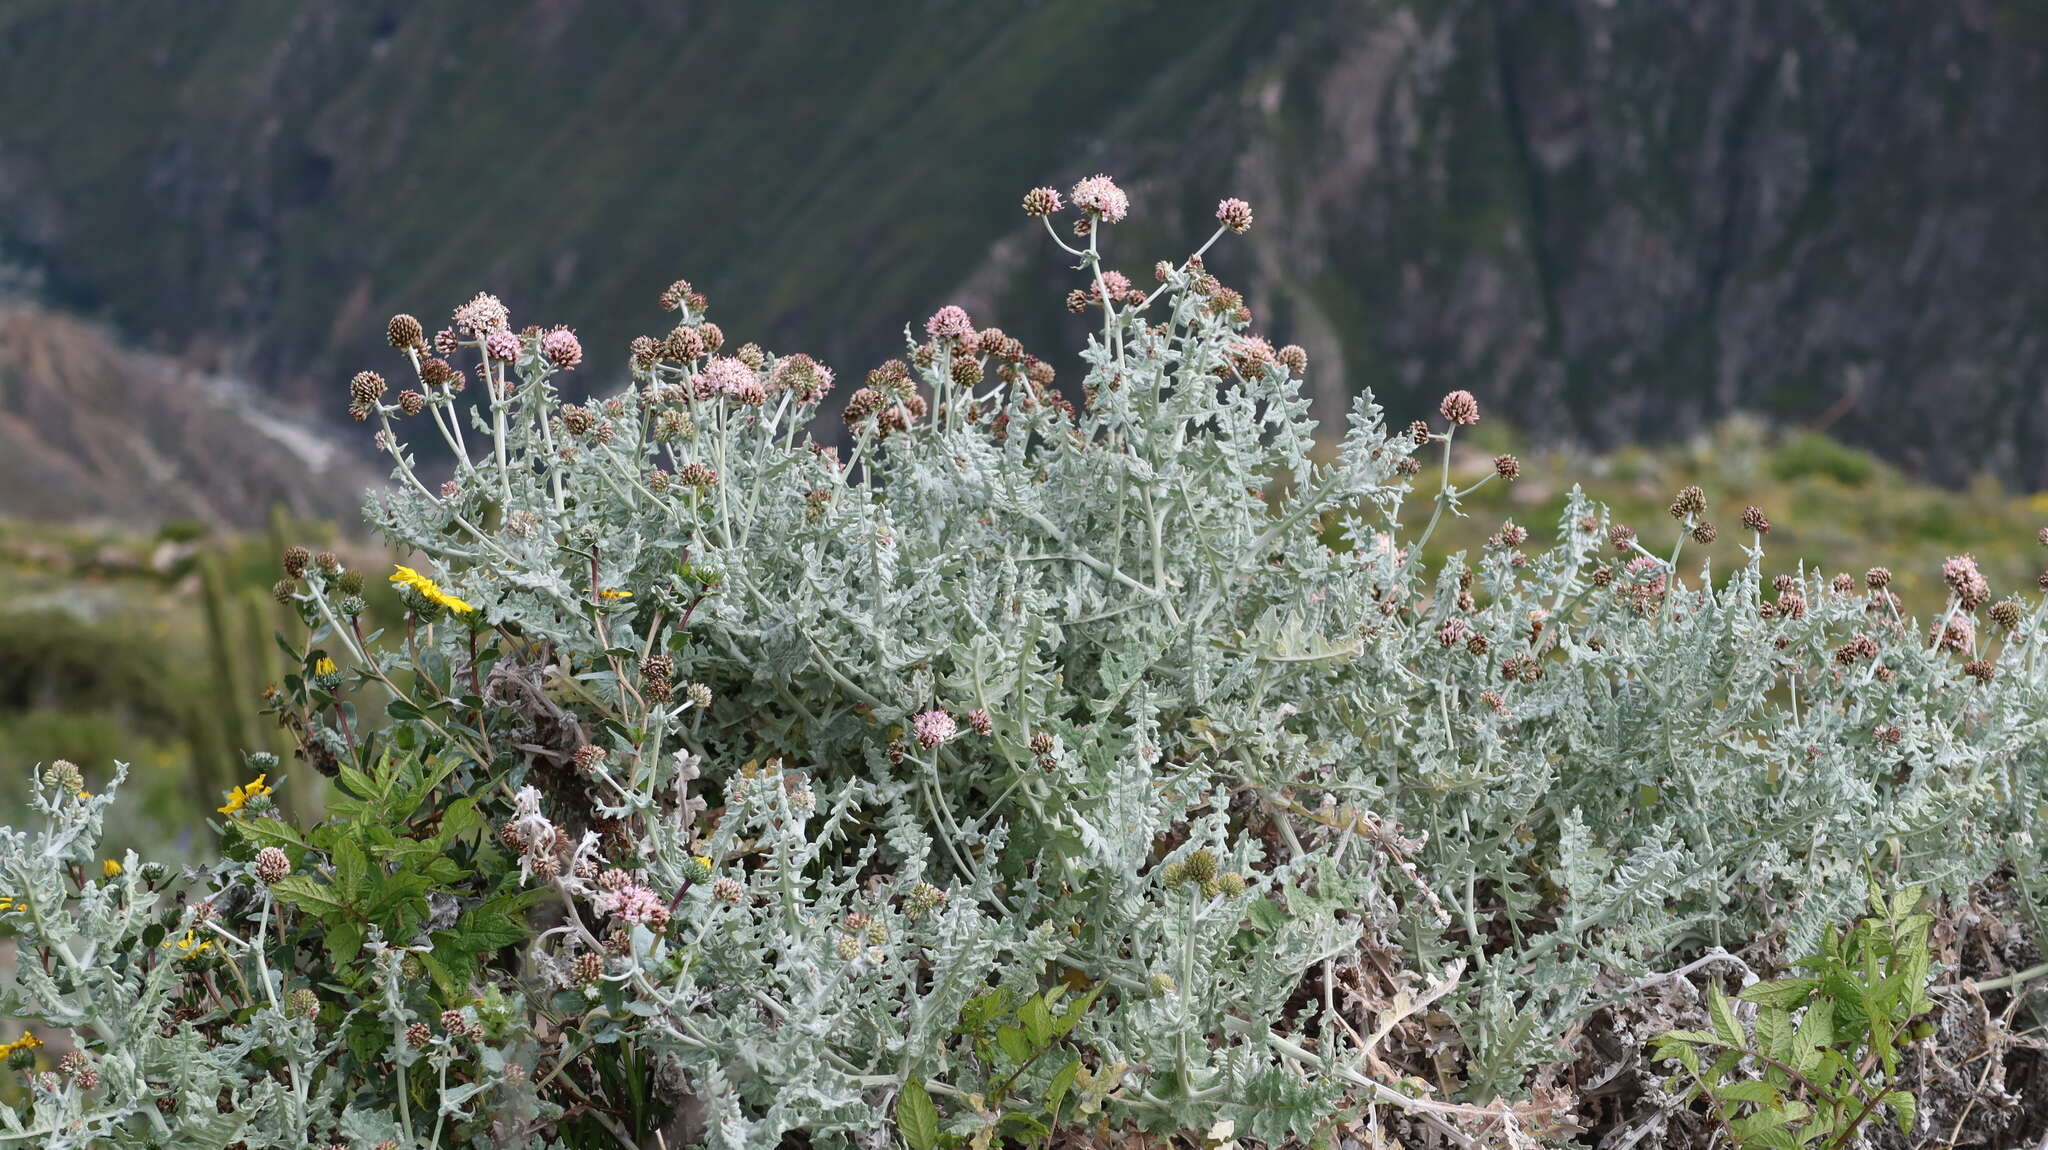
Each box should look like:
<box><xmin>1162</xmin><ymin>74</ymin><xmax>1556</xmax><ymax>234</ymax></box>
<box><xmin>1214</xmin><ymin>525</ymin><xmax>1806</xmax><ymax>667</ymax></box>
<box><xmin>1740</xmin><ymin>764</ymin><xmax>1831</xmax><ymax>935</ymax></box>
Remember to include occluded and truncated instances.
<box><xmin>433</xmin><ymin>327</ymin><xmax>461</xmax><ymax>355</ymax></box>
<box><xmin>911</xmin><ymin>708</ymin><xmax>957</xmax><ymax>749</ymax></box>
<box><xmin>1932</xmin><ymin>614</ymin><xmax>1976</xmax><ymax>653</ymax></box>
<box><xmin>1941</xmin><ymin>554</ymin><xmax>1990</xmax><ymax>610</ymax></box>
<box><xmin>1069</xmin><ymin>174</ymin><xmax>1129</xmax><ymax>223</ymax></box>
<box><xmin>924</xmin><ymin>305</ymin><xmax>975</xmax><ymax>342</ymax></box>
<box><xmin>452</xmin><ymin>292</ymin><xmax>510</xmax><ymax>336</ymax></box>
<box><xmin>484</xmin><ymin>328</ymin><xmax>521</xmax><ymax>362</ymax></box>
<box><xmin>540</xmin><ymin>327</ymin><xmax>583</xmax><ymax>370</ymax></box>
<box><xmin>593</xmin><ymin>881</ymin><xmax>671</xmax><ymax>930</ymax></box>
<box><xmin>1216</xmin><ymin>198</ymin><xmax>1254</xmax><ymax>233</ymax></box>
<box><xmin>695</xmin><ymin>356</ymin><xmax>760</xmax><ymax>401</ymax></box>
<box><xmin>1439</xmin><ymin>390</ymin><xmax>1480</xmax><ymax>426</ymax></box>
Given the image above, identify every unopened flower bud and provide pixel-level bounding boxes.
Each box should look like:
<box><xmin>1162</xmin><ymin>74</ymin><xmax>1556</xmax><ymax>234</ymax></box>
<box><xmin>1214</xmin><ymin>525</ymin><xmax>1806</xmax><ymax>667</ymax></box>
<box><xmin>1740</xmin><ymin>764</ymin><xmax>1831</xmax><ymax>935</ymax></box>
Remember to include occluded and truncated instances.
<box><xmin>387</xmin><ymin>314</ymin><xmax>424</xmax><ymax>349</ymax></box>
<box><xmin>1021</xmin><ymin>186</ymin><xmax>1064</xmax><ymax>217</ymax></box>
<box><xmin>349</xmin><ymin>371</ymin><xmax>387</xmax><ymax>406</ymax></box>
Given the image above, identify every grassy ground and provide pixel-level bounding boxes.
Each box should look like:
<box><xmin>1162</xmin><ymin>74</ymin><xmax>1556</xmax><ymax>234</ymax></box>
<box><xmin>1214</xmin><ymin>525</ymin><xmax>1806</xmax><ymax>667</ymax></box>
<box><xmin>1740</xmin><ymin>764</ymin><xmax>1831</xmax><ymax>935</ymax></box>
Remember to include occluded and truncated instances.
<box><xmin>0</xmin><ymin>513</ymin><xmax>394</xmax><ymax>857</ymax></box>
<box><xmin>1405</xmin><ymin>417</ymin><xmax>2048</xmax><ymax>616</ymax></box>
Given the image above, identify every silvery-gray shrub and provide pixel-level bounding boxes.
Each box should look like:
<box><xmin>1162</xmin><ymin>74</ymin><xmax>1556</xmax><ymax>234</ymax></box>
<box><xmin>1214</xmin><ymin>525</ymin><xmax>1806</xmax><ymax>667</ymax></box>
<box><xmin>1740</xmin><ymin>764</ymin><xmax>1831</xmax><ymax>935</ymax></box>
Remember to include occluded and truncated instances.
<box><xmin>0</xmin><ymin>177</ymin><xmax>2039</xmax><ymax>1148</ymax></box>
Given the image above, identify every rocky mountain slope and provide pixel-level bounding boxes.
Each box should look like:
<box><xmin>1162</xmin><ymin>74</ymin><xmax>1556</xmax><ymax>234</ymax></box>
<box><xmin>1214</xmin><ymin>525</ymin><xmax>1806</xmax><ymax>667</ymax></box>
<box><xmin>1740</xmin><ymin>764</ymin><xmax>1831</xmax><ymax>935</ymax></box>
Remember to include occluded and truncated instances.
<box><xmin>0</xmin><ymin>1</ymin><xmax>2041</xmax><ymax>487</ymax></box>
<box><xmin>0</xmin><ymin>304</ymin><xmax>376</xmax><ymax>527</ymax></box>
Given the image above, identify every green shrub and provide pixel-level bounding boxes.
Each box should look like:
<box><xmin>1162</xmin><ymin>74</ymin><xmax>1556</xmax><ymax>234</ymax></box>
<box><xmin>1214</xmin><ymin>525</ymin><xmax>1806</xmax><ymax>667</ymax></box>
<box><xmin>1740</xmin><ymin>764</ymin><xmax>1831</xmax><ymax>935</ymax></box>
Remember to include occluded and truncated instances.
<box><xmin>1770</xmin><ymin>432</ymin><xmax>1874</xmax><ymax>487</ymax></box>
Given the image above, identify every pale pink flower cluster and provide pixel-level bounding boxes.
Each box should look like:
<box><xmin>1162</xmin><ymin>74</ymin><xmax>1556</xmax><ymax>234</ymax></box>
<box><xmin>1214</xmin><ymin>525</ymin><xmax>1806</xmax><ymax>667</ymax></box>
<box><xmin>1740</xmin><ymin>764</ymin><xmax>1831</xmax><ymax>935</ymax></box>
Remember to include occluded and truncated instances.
<box><xmin>1624</xmin><ymin>555</ymin><xmax>1667</xmax><ymax>587</ymax></box>
<box><xmin>452</xmin><ymin>292</ymin><xmax>510</xmax><ymax>336</ymax></box>
<box><xmin>540</xmin><ymin>327</ymin><xmax>583</xmax><ymax>370</ymax></box>
<box><xmin>1942</xmin><ymin>554</ymin><xmax>1989</xmax><ymax>609</ymax></box>
<box><xmin>696</xmin><ymin>356</ymin><xmax>764</xmax><ymax>403</ymax></box>
<box><xmin>1932</xmin><ymin>614</ymin><xmax>1976</xmax><ymax>653</ymax></box>
<box><xmin>1070</xmin><ymin>174</ymin><xmax>1129</xmax><ymax>223</ymax></box>
<box><xmin>1367</xmin><ymin>531</ymin><xmax>1408</xmax><ymax>567</ymax></box>
<box><xmin>911</xmin><ymin>708</ymin><xmax>957</xmax><ymax>749</ymax></box>
<box><xmin>484</xmin><ymin>329</ymin><xmax>521</xmax><ymax>362</ymax></box>
<box><xmin>1215</xmin><ymin>198</ymin><xmax>1254</xmax><ymax>233</ymax></box>
<box><xmin>594</xmin><ymin>881</ymin><xmax>671</xmax><ymax>929</ymax></box>
<box><xmin>924</xmin><ymin>305</ymin><xmax>975</xmax><ymax>341</ymax></box>
<box><xmin>1439</xmin><ymin>389</ymin><xmax>1480</xmax><ymax>426</ymax></box>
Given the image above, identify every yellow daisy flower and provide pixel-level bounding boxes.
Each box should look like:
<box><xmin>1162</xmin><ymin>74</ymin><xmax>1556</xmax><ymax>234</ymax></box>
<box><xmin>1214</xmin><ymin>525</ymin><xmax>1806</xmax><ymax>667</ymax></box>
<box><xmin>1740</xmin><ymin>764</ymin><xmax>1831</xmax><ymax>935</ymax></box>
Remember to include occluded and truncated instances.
<box><xmin>168</xmin><ymin>930</ymin><xmax>213</xmax><ymax>961</ymax></box>
<box><xmin>218</xmin><ymin>773</ymin><xmax>272</xmax><ymax>816</ymax></box>
<box><xmin>599</xmin><ymin>588</ymin><xmax>634</xmax><ymax>600</ymax></box>
<box><xmin>313</xmin><ymin>656</ymin><xmax>338</xmax><ymax>676</ymax></box>
<box><xmin>0</xmin><ymin>1032</ymin><xmax>41</xmax><ymax>1058</ymax></box>
<box><xmin>390</xmin><ymin>564</ymin><xmax>475</xmax><ymax>615</ymax></box>
<box><xmin>102</xmin><ymin>859</ymin><xmax>122</xmax><ymax>878</ymax></box>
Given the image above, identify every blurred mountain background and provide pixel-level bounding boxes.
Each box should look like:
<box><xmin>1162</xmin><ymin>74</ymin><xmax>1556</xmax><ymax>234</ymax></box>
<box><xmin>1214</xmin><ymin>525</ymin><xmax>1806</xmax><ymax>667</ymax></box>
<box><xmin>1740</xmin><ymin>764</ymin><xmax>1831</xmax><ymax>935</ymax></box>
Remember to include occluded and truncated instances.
<box><xmin>0</xmin><ymin>0</ymin><xmax>2043</xmax><ymax>834</ymax></box>
<box><xmin>0</xmin><ymin>0</ymin><xmax>2043</xmax><ymax>511</ymax></box>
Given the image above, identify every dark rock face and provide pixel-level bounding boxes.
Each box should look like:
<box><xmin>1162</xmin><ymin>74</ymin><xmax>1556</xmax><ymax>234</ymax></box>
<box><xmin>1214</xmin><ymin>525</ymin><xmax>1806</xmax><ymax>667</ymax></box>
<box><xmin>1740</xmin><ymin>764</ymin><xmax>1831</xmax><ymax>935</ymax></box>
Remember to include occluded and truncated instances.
<box><xmin>0</xmin><ymin>1</ymin><xmax>2039</xmax><ymax>484</ymax></box>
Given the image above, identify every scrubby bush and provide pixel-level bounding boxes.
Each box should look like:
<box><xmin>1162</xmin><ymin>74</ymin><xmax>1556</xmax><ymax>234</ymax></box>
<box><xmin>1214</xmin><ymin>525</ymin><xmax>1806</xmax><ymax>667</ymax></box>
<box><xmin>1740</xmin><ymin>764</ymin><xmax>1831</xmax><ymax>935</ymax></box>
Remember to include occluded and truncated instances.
<box><xmin>1</xmin><ymin>178</ymin><xmax>2044</xmax><ymax>1148</ymax></box>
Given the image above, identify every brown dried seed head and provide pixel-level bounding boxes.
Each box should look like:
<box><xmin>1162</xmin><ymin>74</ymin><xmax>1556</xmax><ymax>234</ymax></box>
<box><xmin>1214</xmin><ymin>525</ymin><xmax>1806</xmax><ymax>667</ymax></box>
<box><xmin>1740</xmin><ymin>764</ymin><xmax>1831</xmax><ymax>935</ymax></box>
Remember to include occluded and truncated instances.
<box><xmin>386</xmin><ymin>314</ymin><xmax>424</xmax><ymax>349</ymax></box>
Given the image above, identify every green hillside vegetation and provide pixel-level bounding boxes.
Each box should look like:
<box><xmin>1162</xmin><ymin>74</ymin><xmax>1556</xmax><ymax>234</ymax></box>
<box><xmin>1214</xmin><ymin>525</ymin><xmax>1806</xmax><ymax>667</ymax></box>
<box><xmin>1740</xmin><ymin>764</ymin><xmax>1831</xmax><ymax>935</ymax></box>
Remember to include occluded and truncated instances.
<box><xmin>1390</xmin><ymin>418</ymin><xmax>2048</xmax><ymax>612</ymax></box>
<box><xmin>0</xmin><ymin>513</ymin><xmax>399</xmax><ymax>851</ymax></box>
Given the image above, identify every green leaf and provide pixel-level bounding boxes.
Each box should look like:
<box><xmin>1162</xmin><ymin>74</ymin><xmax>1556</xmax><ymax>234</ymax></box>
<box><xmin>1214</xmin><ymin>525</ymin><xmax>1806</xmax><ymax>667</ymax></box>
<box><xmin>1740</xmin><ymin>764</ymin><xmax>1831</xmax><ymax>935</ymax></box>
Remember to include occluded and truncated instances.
<box><xmin>440</xmin><ymin>796</ymin><xmax>484</xmax><ymax>843</ymax></box>
<box><xmin>334</xmin><ymin>839</ymin><xmax>373</xmax><ymax>903</ymax></box>
<box><xmin>417</xmin><ymin>948</ymin><xmax>472</xmax><ymax>1002</ymax></box>
<box><xmin>1247</xmin><ymin>896</ymin><xmax>1288</xmax><ymax>933</ymax></box>
<box><xmin>1754</xmin><ymin>1008</ymin><xmax>1793</xmax><ymax>1062</ymax></box>
<box><xmin>1019</xmin><ymin>994</ymin><xmax>1055</xmax><ymax>1048</ymax></box>
<box><xmin>1883</xmin><ymin>1090</ymin><xmax>1916</xmax><ymax>1134</ymax></box>
<box><xmin>325</xmin><ymin>921</ymin><xmax>365</xmax><ymax>968</ymax></box>
<box><xmin>1709</xmin><ymin>985</ymin><xmax>1744</xmax><ymax>1047</ymax></box>
<box><xmin>1658</xmin><ymin>1028</ymin><xmax>1726</xmax><ymax>1047</ymax></box>
<box><xmin>960</xmin><ymin>989</ymin><xmax>1008</xmax><ymax>1033</ymax></box>
<box><xmin>236</xmin><ymin>818</ymin><xmax>308</xmax><ymax>851</ymax></box>
<box><xmin>1740</xmin><ymin>978</ymin><xmax>1818</xmax><ymax>1010</ymax></box>
<box><xmin>995</xmin><ymin>1025</ymin><xmax>1031</xmax><ymax>1064</ymax></box>
<box><xmin>896</xmin><ymin>1079</ymin><xmax>939</xmax><ymax>1150</ymax></box>
<box><xmin>447</xmin><ymin>895</ymin><xmax>537</xmax><ymax>952</ymax></box>
<box><xmin>998</xmin><ymin>1113</ymin><xmax>1050</xmax><ymax>1141</ymax></box>
<box><xmin>1718</xmin><ymin>1080</ymin><xmax>1781</xmax><ymax>1105</ymax></box>
<box><xmin>269</xmin><ymin>876</ymin><xmax>348</xmax><ymax>918</ymax></box>
<box><xmin>1793</xmin><ymin>999</ymin><xmax>1834</xmax><ymax>1070</ymax></box>
<box><xmin>1046</xmin><ymin>1057</ymin><xmax>1081</xmax><ymax>1114</ymax></box>
<box><xmin>1056</xmin><ymin>987</ymin><xmax>1099</xmax><ymax>1037</ymax></box>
